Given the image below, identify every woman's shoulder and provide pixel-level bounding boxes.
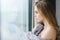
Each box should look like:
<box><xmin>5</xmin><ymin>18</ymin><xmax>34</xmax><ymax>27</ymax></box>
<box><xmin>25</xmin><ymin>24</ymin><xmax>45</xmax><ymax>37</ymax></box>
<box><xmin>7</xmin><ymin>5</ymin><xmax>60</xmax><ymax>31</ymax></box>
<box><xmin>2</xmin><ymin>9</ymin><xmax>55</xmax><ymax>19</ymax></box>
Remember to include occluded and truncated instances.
<box><xmin>40</xmin><ymin>27</ymin><xmax>56</xmax><ymax>40</ymax></box>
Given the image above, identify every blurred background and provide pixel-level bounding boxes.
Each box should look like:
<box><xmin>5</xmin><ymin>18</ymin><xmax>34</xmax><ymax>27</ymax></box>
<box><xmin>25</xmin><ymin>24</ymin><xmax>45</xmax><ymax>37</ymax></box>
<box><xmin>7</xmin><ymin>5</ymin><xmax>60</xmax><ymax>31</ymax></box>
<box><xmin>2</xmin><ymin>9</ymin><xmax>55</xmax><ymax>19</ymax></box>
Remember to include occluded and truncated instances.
<box><xmin>0</xmin><ymin>0</ymin><xmax>32</xmax><ymax>40</ymax></box>
<box><xmin>0</xmin><ymin>0</ymin><xmax>60</xmax><ymax>40</ymax></box>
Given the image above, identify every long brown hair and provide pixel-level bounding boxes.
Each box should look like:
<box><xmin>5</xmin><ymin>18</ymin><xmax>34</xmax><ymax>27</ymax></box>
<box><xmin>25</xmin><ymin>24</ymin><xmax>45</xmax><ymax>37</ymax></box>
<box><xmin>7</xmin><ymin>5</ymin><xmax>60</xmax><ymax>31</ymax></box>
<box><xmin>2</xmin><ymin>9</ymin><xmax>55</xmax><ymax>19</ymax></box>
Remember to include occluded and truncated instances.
<box><xmin>35</xmin><ymin>0</ymin><xmax>60</xmax><ymax>39</ymax></box>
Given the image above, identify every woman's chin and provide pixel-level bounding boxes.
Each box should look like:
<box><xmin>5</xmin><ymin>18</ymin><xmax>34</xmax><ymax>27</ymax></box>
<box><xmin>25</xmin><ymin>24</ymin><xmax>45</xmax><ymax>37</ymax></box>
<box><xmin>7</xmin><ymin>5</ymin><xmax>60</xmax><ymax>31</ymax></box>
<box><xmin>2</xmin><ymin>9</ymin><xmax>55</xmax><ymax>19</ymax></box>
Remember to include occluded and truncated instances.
<box><xmin>36</xmin><ymin>21</ymin><xmax>42</xmax><ymax>23</ymax></box>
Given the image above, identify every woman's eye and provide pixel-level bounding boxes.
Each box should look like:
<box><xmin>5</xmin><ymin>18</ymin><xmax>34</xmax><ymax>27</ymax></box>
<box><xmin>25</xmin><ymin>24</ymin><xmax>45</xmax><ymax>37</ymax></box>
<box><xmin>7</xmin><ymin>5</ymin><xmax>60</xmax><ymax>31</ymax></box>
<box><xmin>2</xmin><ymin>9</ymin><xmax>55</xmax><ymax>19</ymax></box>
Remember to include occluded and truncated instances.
<box><xmin>35</xmin><ymin>11</ymin><xmax>38</xmax><ymax>14</ymax></box>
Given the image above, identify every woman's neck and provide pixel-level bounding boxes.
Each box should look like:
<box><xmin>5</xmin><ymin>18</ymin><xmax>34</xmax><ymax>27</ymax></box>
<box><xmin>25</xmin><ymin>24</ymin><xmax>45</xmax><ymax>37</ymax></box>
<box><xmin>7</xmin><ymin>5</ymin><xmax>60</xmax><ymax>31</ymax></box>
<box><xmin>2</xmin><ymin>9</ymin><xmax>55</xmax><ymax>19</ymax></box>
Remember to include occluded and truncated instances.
<box><xmin>43</xmin><ymin>19</ymin><xmax>53</xmax><ymax>29</ymax></box>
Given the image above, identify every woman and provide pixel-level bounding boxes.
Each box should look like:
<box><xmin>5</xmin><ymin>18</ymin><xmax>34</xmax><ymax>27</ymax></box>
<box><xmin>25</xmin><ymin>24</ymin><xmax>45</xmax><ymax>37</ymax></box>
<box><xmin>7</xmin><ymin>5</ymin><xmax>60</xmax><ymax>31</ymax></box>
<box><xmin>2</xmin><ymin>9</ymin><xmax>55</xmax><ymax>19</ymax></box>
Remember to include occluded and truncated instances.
<box><xmin>12</xmin><ymin>0</ymin><xmax>60</xmax><ymax>40</ymax></box>
<box><xmin>34</xmin><ymin>0</ymin><xmax>60</xmax><ymax>40</ymax></box>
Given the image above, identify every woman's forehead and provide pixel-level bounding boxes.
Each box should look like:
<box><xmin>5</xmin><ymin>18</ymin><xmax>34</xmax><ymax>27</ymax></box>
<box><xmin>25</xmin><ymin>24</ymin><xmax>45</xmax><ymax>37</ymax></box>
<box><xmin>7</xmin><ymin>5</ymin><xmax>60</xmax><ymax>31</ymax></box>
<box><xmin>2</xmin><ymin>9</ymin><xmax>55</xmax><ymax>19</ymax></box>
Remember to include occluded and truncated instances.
<box><xmin>34</xmin><ymin>6</ymin><xmax>38</xmax><ymax>12</ymax></box>
<box><xmin>34</xmin><ymin>6</ymin><xmax>42</xmax><ymax>13</ymax></box>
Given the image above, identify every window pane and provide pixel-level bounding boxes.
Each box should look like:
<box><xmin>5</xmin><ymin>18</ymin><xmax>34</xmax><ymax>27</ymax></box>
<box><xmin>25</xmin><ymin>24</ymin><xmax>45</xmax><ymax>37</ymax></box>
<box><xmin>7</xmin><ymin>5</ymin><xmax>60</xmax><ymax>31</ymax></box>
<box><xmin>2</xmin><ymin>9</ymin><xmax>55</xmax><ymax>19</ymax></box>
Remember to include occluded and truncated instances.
<box><xmin>1</xmin><ymin>0</ymin><xmax>29</xmax><ymax>40</ymax></box>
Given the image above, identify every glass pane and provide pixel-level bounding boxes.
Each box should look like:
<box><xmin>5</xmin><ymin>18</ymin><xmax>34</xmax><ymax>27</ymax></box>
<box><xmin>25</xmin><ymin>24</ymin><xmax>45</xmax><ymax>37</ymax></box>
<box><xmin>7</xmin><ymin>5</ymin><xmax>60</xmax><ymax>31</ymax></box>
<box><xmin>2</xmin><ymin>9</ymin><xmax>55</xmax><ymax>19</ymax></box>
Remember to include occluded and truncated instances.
<box><xmin>1</xmin><ymin>0</ymin><xmax>29</xmax><ymax>40</ymax></box>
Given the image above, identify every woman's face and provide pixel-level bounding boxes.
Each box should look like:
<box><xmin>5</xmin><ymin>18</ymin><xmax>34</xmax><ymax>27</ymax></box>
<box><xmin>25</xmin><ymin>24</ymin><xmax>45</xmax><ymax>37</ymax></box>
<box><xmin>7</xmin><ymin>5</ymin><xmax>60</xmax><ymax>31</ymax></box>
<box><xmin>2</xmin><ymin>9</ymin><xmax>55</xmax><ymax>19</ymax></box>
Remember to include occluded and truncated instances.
<box><xmin>34</xmin><ymin>6</ymin><xmax>44</xmax><ymax>23</ymax></box>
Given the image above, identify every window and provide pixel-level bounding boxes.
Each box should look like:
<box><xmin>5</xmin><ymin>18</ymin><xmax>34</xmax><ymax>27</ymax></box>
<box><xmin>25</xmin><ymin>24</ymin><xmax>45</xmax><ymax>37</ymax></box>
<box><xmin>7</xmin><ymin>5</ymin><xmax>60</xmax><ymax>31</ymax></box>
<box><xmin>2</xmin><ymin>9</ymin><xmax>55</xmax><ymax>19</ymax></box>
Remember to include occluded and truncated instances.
<box><xmin>0</xmin><ymin>0</ymin><xmax>32</xmax><ymax>40</ymax></box>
